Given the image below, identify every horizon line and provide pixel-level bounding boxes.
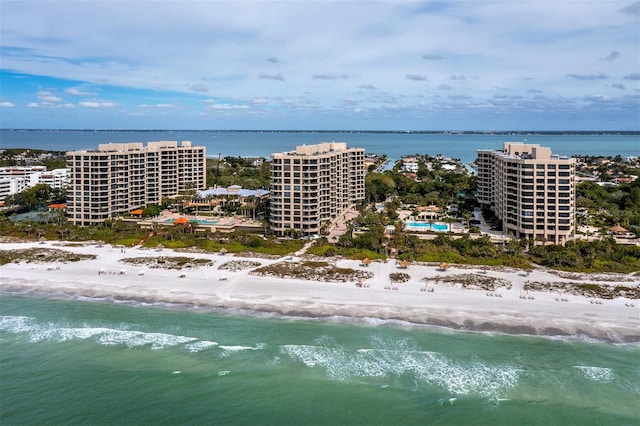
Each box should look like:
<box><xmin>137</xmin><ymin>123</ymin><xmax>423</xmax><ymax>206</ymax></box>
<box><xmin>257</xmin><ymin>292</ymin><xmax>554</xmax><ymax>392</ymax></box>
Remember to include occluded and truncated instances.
<box><xmin>2</xmin><ymin>128</ymin><xmax>639</xmax><ymax>134</ymax></box>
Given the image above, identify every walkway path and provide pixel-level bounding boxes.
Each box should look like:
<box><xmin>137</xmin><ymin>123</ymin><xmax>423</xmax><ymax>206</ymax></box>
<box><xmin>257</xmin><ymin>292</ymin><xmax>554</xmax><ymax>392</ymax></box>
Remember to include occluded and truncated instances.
<box><xmin>326</xmin><ymin>207</ymin><xmax>359</xmax><ymax>243</ymax></box>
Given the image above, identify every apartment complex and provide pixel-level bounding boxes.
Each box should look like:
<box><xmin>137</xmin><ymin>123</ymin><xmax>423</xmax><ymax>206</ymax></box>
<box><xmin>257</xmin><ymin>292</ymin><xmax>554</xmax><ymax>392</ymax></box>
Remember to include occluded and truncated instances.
<box><xmin>0</xmin><ymin>166</ymin><xmax>71</xmax><ymax>200</ymax></box>
<box><xmin>270</xmin><ymin>142</ymin><xmax>365</xmax><ymax>236</ymax></box>
<box><xmin>476</xmin><ymin>142</ymin><xmax>576</xmax><ymax>245</ymax></box>
<box><xmin>67</xmin><ymin>141</ymin><xmax>206</xmax><ymax>225</ymax></box>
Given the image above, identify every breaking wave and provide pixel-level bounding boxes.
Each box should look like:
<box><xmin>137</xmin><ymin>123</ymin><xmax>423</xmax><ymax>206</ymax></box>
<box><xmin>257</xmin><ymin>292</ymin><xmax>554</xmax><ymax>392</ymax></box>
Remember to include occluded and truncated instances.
<box><xmin>281</xmin><ymin>335</ymin><xmax>520</xmax><ymax>399</ymax></box>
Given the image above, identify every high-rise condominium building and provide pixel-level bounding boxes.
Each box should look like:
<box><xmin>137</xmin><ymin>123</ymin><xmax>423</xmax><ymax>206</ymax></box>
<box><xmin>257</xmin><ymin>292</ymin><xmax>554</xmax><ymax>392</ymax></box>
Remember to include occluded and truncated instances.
<box><xmin>270</xmin><ymin>142</ymin><xmax>365</xmax><ymax>236</ymax></box>
<box><xmin>476</xmin><ymin>142</ymin><xmax>576</xmax><ymax>245</ymax></box>
<box><xmin>67</xmin><ymin>141</ymin><xmax>206</xmax><ymax>225</ymax></box>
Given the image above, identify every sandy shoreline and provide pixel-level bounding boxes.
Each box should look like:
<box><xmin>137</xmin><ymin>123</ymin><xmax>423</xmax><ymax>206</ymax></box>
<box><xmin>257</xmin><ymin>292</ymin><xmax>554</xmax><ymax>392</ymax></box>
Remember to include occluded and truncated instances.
<box><xmin>2</xmin><ymin>240</ymin><xmax>639</xmax><ymax>343</ymax></box>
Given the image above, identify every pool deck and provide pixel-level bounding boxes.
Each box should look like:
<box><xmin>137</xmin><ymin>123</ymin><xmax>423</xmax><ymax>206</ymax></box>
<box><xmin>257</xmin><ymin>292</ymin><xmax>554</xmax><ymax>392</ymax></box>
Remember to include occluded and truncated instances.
<box><xmin>404</xmin><ymin>221</ymin><xmax>464</xmax><ymax>233</ymax></box>
<box><xmin>139</xmin><ymin>211</ymin><xmax>263</xmax><ymax>233</ymax></box>
<box><xmin>405</xmin><ymin>222</ymin><xmax>450</xmax><ymax>231</ymax></box>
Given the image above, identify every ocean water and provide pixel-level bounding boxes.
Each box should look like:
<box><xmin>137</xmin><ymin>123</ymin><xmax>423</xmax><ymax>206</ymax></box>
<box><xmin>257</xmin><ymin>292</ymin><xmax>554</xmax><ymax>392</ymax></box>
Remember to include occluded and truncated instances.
<box><xmin>1</xmin><ymin>294</ymin><xmax>639</xmax><ymax>425</ymax></box>
<box><xmin>1</xmin><ymin>129</ymin><xmax>638</xmax><ymax>164</ymax></box>
<box><xmin>1</xmin><ymin>130</ymin><xmax>639</xmax><ymax>423</ymax></box>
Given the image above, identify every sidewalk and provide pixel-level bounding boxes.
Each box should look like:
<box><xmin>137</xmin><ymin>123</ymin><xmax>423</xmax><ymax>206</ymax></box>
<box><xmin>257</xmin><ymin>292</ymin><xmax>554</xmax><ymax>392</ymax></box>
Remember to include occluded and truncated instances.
<box><xmin>473</xmin><ymin>207</ymin><xmax>511</xmax><ymax>242</ymax></box>
<box><xmin>327</xmin><ymin>206</ymin><xmax>359</xmax><ymax>243</ymax></box>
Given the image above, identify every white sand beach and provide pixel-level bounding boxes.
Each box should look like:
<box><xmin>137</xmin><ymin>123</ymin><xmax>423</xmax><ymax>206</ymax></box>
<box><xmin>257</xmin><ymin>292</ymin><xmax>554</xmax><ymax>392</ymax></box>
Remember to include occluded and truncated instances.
<box><xmin>1</xmin><ymin>240</ymin><xmax>639</xmax><ymax>343</ymax></box>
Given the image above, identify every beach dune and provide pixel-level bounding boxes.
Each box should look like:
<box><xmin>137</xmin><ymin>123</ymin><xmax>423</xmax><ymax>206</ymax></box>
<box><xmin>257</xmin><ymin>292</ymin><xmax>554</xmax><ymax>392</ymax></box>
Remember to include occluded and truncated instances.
<box><xmin>1</xmin><ymin>241</ymin><xmax>638</xmax><ymax>343</ymax></box>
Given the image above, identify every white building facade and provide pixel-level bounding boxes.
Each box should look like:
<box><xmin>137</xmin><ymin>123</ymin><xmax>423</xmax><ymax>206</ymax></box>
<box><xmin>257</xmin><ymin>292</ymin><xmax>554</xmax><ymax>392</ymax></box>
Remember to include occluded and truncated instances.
<box><xmin>0</xmin><ymin>166</ymin><xmax>70</xmax><ymax>200</ymax></box>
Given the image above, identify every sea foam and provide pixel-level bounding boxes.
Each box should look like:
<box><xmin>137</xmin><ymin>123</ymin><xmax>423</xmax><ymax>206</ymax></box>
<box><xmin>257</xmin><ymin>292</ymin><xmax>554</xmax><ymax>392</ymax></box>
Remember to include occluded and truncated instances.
<box><xmin>185</xmin><ymin>340</ymin><xmax>219</xmax><ymax>353</ymax></box>
<box><xmin>281</xmin><ymin>335</ymin><xmax>520</xmax><ymax>399</ymax></box>
<box><xmin>1</xmin><ymin>315</ymin><xmax>274</xmax><ymax>357</ymax></box>
<box><xmin>573</xmin><ymin>365</ymin><xmax>615</xmax><ymax>383</ymax></box>
<box><xmin>1</xmin><ymin>315</ymin><xmax>196</xmax><ymax>350</ymax></box>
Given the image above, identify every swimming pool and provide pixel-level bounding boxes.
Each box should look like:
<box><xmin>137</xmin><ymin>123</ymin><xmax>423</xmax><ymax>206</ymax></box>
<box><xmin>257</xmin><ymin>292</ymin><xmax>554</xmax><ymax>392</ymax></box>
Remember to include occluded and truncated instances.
<box><xmin>164</xmin><ymin>218</ymin><xmax>219</xmax><ymax>225</ymax></box>
<box><xmin>405</xmin><ymin>222</ymin><xmax>449</xmax><ymax>231</ymax></box>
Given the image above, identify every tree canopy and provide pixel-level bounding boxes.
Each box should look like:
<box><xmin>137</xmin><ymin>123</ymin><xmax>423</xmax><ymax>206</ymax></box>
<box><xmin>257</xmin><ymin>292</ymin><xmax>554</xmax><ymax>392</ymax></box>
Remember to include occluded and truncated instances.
<box><xmin>5</xmin><ymin>184</ymin><xmax>66</xmax><ymax>211</ymax></box>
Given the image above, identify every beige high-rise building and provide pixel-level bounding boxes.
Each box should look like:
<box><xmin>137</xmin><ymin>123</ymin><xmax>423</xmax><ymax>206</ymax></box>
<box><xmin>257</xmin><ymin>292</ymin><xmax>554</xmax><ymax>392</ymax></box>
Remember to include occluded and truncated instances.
<box><xmin>476</xmin><ymin>142</ymin><xmax>576</xmax><ymax>245</ymax></box>
<box><xmin>67</xmin><ymin>141</ymin><xmax>205</xmax><ymax>225</ymax></box>
<box><xmin>270</xmin><ymin>142</ymin><xmax>365</xmax><ymax>236</ymax></box>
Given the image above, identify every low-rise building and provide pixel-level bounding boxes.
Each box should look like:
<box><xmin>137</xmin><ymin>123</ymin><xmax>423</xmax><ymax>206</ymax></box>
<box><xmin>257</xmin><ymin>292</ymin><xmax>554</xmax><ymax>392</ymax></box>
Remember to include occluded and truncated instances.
<box><xmin>185</xmin><ymin>185</ymin><xmax>269</xmax><ymax>219</ymax></box>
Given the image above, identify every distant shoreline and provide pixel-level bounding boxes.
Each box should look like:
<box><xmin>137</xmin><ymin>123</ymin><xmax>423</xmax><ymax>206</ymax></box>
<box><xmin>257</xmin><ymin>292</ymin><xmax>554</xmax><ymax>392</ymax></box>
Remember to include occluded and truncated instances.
<box><xmin>2</xmin><ymin>128</ymin><xmax>639</xmax><ymax>135</ymax></box>
<box><xmin>3</xmin><ymin>129</ymin><xmax>636</xmax><ymax>163</ymax></box>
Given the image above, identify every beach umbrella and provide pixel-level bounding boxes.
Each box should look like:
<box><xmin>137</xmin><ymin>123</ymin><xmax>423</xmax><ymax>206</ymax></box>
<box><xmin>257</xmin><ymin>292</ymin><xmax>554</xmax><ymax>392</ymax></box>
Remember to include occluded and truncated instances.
<box><xmin>219</xmin><ymin>247</ymin><xmax>228</xmax><ymax>255</ymax></box>
<box><xmin>138</xmin><ymin>270</ymin><xmax>145</xmax><ymax>276</ymax></box>
<box><xmin>362</xmin><ymin>258</ymin><xmax>371</xmax><ymax>266</ymax></box>
<box><xmin>399</xmin><ymin>260</ymin><xmax>411</xmax><ymax>269</ymax></box>
<box><xmin>608</xmin><ymin>224</ymin><xmax>627</xmax><ymax>234</ymax></box>
<box><xmin>439</xmin><ymin>262</ymin><xmax>449</xmax><ymax>271</ymax></box>
<box><xmin>174</xmin><ymin>217</ymin><xmax>189</xmax><ymax>225</ymax></box>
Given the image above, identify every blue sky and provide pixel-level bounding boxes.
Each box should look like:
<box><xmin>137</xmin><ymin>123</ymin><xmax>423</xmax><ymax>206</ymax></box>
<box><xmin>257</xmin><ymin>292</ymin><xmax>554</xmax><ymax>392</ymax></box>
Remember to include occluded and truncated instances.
<box><xmin>1</xmin><ymin>0</ymin><xmax>639</xmax><ymax>130</ymax></box>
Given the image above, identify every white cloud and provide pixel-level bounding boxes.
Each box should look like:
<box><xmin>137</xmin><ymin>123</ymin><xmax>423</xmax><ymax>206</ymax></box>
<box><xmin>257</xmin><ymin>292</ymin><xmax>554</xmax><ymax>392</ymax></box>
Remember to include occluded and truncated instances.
<box><xmin>0</xmin><ymin>101</ymin><xmax>16</xmax><ymax>107</ymax></box>
<box><xmin>26</xmin><ymin>96</ymin><xmax>75</xmax><ymax>108</ymax></box>
<box><xmin>79</xmin><ymin>101</ymin><xmax>117</xmax><ymax>108</ymax></box>
<box><xmin>37</xmin><ymin>91</ymin><xmax>62</xmax><ymax>103</ymax></box>
<box><xmin>1</xmin><ymin>1</ymin><xmax>638</xmax><ymax>128</ymax></box>
<box><xmin>206</xmin><ymin>103</ymin><xmax>249</xmax><ymax>110</ymax></box>
<box><xmin>65</xmin><ymin>87</ymin><xmax>95</xmax><ymax>96</ymax></box>
<box><xmin>134</xmin><ymin>103</ymin><xmax>173</xmax><ymax>110</ymax></box>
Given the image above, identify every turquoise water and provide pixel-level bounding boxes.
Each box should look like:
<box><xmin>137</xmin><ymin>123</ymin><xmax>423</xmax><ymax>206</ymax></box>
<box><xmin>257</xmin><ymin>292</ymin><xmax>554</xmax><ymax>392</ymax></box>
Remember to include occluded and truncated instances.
<box><xmin>1</xmin><ymin>294</ymin><xmax>638</xmax><ymax>425</ymax></box>
<box><xmin>406</xmin><ymin>222</ymin><xmax>449</xmax><ymax>231</ymax></box>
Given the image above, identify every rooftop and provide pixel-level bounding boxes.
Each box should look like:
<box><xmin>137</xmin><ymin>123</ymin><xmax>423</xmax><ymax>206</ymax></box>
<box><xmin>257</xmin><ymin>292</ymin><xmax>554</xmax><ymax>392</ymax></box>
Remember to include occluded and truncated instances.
<box><xmin>197</xmin><ymin>186</ymin><xmax>269</xmax><ymax>198</ymax></box>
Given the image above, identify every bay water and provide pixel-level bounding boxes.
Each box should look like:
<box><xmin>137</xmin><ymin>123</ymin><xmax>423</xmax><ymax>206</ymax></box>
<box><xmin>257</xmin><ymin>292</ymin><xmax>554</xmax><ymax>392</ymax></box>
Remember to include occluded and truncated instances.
<box><xmin>1</xmin><ymin>130</ymin><xmax>638</xmax><ymax>164</ymax></box>
<box><xmin>1</xmin><ymin>294</ymin><xmax>638</xmax><ymax>425</ymax></box>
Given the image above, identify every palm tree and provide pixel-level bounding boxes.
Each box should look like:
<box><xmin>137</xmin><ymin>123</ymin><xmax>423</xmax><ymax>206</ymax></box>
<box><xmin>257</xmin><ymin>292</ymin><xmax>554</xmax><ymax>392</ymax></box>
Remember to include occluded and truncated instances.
<box><xmin>462</xmin><ymin>212</ymin><xmax>473</xmax><ymax>228</ymax></box>
<box><xmin>36</xmin><ymin>227</ymin><xmax>46</xmax><ymax>239</ymax></box>
<box><xmin>444</xmin><ymin>216</ymin><xmax>455</xmax><ymax>233</ymax></box>
<box><xmin>58</xmin><ymin>228</ymin><xmax>70</xmax><ymax>240</ymax></box>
